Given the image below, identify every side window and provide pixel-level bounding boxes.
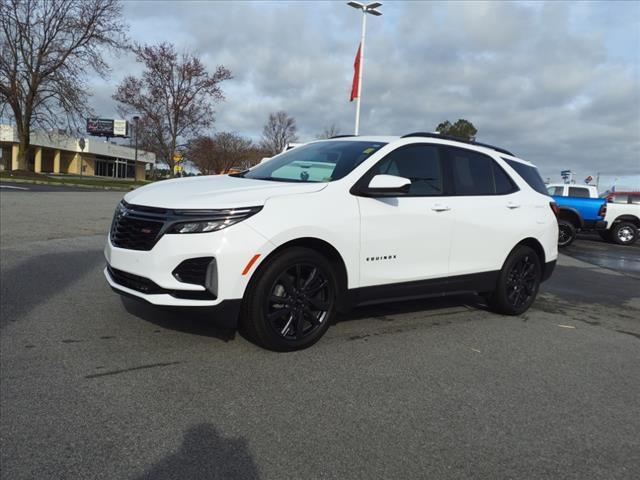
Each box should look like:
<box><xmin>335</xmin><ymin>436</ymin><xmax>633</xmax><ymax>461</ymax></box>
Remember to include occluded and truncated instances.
<box><xmin>492</xmin><ymin>162</ymin><xmax>518</xmax><ymax>194</ymax></box>
<box><xmin>373</xmin><ymin>145</ymin><xmax>443</xmax><ymax>195</ymax></box>
<box><xmin>446</xmin><ymin>147</ymin><xmax>495</xmax><ymax>195</ymax></box>
<box><xmin>547</xmin><ymin>186</ymin><xmax>564</xmax><ymax>196</ymax></box>
<box><xmin>568</xmin><ymin>187</ymin><xmax>589</xmax><ymax>198</ymax></box>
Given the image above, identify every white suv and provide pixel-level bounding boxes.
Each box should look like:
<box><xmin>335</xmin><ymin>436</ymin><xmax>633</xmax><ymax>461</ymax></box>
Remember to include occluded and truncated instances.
<box><xmin>105</xmin><ymin>133</ymin><xmax>558</xmax><ymax>350</ymax></box>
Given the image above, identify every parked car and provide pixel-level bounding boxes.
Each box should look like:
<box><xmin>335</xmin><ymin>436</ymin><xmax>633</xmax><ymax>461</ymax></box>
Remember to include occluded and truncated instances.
<box><xmin>550</xmin><ymin>194</ymin><xmax>607</xmax><ymax>247</ymax></box>
<box><xmin>548</xmin><ymin>184</ymin><xmax>638</xmax><ymax>246</ymax></box>
<box><xmin>105</xmin><ymin>133</ymin><xmax>558</xmax><ymax>351</ymax></box>
<box><xmin>600</xmin><ymin>192</ymin><xmax>640</xmax><ymax>245</ymax></box>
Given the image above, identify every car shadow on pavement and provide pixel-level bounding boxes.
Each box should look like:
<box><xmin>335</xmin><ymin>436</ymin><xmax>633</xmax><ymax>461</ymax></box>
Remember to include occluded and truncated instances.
<box><xmin>0</xmin><ymin>248</ymin><xmax>104</xmax><ymax>328</ymax></box>
<box><xmin>122</xmin><ymin>293</ymin><xmax>487</xmax><ymax>342</ymax></box>
<box><xmin>120</xmin><ymin>297</ymin><xmax>237</xmax><ymax>342</ymax></box>
<box><xmin>132</xmin><ymin>423</ymin><xmax>260</xmax><ymax>480</ymax></box>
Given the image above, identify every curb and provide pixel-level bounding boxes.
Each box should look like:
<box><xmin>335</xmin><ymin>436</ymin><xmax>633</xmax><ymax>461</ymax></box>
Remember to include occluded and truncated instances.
<box><xmin>0</xmin><ymin>177</ymin><xmax>135</xmax><ymax>191</ymax></box>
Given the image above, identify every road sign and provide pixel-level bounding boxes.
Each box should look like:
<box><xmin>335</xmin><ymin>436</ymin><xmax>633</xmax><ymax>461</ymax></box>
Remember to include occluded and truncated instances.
<box><xmin>173</xmin><ymin>152</ymin><xmax>184</xmax><ymax>163</ymax></box>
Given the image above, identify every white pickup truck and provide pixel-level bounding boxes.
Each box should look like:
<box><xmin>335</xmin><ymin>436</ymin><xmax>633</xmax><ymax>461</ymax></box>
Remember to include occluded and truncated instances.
<box><xmin>546</xmin><ymin>184</ymin><xmax>639</xmax><ymax>245</ymax></box>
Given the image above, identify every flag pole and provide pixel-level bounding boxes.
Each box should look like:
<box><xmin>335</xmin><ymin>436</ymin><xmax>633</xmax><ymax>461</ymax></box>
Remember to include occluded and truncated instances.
<box><xmin>354</xmin><ymin>10</ymin><xmax>366</xmax><ymax>136</ymax></box>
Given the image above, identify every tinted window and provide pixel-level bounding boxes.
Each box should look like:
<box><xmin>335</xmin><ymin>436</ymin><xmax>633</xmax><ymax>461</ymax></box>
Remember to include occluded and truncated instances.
<box><xmin>447</xmin><ymin>148</ymin><xmax>495</xmax><ymax>195</ymax></box>
<box><xmin>492</xmin><ymin>162</ymin><xmax>518</xmax><ymax>194</ymax></box>
<box><xmin>240</xmin><ymin>141</ymin><xmax>386</xmax><ymax>183</ymax></box>
<box><xmin>568</xmin><ymin>187</ymin><xmax>589</xmax><ymax>198</ymax></box>
<box><xmin>374</xmin><ymin>145</ymin><xmax>443</xmax><ymax>195</ymax></box>
<box><xmin>547</xmin><ymin>186</ymin><xmax>564</xmax><ymax>196</ymax></box>
<box><xmin>503</xmin><ymin>158</ymin><xmax>548</xmax><ymax>195</ymax></box>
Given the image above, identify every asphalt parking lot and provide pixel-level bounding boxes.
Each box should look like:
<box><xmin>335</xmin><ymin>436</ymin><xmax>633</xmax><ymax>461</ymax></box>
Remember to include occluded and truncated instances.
<box><xmin>1</xmin><ymin>186</ymin><xmax>639</xmax><ymax>480</ymax></box>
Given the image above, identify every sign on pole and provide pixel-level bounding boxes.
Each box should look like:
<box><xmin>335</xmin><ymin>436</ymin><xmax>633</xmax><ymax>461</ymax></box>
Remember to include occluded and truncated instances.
<box><xmin>86</xmin><ymin>118</ymin><xmax>129</xmax><ymax>138</ymax></box>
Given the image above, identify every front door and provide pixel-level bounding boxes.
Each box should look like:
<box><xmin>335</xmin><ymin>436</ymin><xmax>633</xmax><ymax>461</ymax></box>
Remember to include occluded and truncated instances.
<box><xmin>356</xmin><ymin>144</ymin><xmax>454</xmax><ymax>288</ymax></box>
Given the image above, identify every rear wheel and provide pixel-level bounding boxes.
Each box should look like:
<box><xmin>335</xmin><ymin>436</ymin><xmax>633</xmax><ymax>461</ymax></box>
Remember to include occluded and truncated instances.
<box><xmin>487</xmin><ymin>245</ymin><xmax>542</xmax><ymax>315</ymax></box>
<box><xmin>240</xmin><ymin>247</ymin><xmax>337</xmax><ymax>351</ymax></box>
<box><xmin>557</xmin><ymin>220</ymin><xmax>576</xmax><ymax>247</ymax></box>
<box><xmin>611</xmin><ymin>222</ymin><xmax>638</xmax><ymax>246</ymax></box>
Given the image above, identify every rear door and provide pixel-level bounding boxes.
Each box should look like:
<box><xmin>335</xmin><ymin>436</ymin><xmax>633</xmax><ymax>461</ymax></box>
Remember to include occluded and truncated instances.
<box><xmin>442</xmin><ymin>147</ymin><xmax>527</xmax><ymax>276</ymax></box>
<box><xmin>356</xmin><ymin>144</ymin><xmax>454</xmax><ymax>287</ymax></box>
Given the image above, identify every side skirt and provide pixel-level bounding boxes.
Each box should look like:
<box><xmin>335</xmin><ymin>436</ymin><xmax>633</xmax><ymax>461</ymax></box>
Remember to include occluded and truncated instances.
<box><xmin>347</xmin><ymin>270</ymin><xmax>500</xmax><ymax>308</ymax></box>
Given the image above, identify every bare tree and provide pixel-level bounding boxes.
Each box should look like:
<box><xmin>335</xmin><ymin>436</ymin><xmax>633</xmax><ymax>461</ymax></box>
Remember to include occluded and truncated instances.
<box><xmin>316</xmin><ymin>123</ymin><xmax>341</xmax><ymax>139</ymax></box>
<box><xmin>188</xmin><ymin>132</ymin><xmax>254</xmax><ymax>175</ymax></box>
<box><xmin>260</xmin><ymin>111</ymin><xmax>298</xmax><ymax>156</ymax></box>
<box><xmin>113</xmin><ymin>42</ymin><xmax>232</xmax><ymax>174</ymax></box>
<box><xmin>0</xmin><ymin>0</ymin><xmax>127</xmax><ymax>169</ymax></box>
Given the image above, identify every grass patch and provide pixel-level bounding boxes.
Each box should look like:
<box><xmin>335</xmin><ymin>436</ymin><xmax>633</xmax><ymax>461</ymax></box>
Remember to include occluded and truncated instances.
<box><xmin>0</xmin><ymin>170</ymin><xmax>153</xmax><ymax>189</ymax></box>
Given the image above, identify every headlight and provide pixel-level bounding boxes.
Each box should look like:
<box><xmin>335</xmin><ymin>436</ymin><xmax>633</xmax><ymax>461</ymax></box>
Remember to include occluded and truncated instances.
<box><xmin>167</xmin><ymin>206</ymin><xmax>262</xmax><ymax>234</ymax></box>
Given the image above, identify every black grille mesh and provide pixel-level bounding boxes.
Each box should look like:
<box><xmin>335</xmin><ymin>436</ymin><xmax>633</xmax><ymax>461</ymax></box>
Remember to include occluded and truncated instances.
<box><xmin>107</xmin><ymin>266</ymin><xmax>163</xmax><ymax>294</ymax></box>
<box><xmin>110</xmin><ymin>203</ymin><xmax>166</xmax><ymax>251</ymax></box>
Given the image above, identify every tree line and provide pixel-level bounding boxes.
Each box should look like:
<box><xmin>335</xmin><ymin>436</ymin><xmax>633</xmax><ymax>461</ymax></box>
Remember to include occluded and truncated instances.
<box><xmin>1</xmin><ymin>0</ymin><xmax>478</xmax><ymax>177</ymax></box>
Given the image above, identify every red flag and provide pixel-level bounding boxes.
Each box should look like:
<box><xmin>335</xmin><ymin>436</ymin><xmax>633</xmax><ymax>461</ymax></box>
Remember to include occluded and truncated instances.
<box><xmin>350</xmin><ymin>43</ymin><xmax>361</xmax><ymax>102</ymax></box>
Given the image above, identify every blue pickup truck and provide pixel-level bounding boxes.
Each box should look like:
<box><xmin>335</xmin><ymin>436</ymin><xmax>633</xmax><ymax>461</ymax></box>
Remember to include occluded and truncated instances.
<box><xmin>551</xmin><ymin>194</ymin><xmax>608</xmax><ymax>247</ymax></box>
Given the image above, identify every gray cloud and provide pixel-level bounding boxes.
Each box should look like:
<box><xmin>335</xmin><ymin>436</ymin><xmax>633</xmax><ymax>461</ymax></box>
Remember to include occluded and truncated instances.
<box><xmin>86</xmin><ymin>0</ymin><xmax>639</xmax><ymax>181</ymax></box>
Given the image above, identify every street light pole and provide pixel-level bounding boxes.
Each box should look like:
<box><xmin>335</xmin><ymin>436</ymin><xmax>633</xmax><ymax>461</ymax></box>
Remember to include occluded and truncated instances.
<box><xmin>347</xmin><ymin>2</ymin><xmax>382</xmax><ymax>136</ymax></box>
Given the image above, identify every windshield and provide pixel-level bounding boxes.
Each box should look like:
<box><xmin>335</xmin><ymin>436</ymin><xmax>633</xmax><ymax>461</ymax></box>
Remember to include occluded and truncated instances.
<box><xmin>238</xmin><ymin>141</ymin><xmax>386</xmax><ymax>183</ymax></box>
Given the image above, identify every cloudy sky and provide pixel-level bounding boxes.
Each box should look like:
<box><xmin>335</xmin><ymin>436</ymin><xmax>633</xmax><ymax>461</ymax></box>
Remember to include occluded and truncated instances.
<box><xmin>89</xmin><ymin>0</ymin><xmax>640</xmax><ymax>186</ymax></box>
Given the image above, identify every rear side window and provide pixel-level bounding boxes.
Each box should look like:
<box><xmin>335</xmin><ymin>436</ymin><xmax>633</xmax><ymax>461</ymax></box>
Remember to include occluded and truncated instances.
<box><xmin>548</xmin><ymin>186</ymin><xmax>564</xmax><ymax>196</ymax></box>
<box><xmin>492</xmin><ymin>163</ymin><xmax>518</xmax><ymax>194</ymax></box>
<box><xmin>568</xmin><ymin>187</ymin><xmax>589</xmax><ymax>198</ymax></box>
<box><xmin>446</xmin><ymin>147</ymin><xmax>517</xmax><ymax>195</ymax></box>
<box><xmin>503</xmin><ymin>158</ymin><xmax>548</xmax><ymax>195</ymax></box>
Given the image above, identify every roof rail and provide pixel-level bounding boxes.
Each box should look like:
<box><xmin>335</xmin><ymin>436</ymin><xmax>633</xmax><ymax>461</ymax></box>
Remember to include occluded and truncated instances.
<box><xmin>329</xmin><ymin>134</ymin><xmax>357</xmax><ymax>139</ymax></box>
<box><xmin>400</xmin><ymin>132</ymin><xmax>515</xmax><ymax>156</ymax></box>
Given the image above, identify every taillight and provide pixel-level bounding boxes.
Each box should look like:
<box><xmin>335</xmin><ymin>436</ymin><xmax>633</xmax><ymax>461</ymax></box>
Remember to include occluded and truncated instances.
<box><xmin>550</xmin><ymin>202</ymin><xmax>559</xmax><ymax>217</ymax></box>
<box><xmin>598</xmin><ymin>202</ymin><xmax>607</xmax><ymax>217</ymax></box>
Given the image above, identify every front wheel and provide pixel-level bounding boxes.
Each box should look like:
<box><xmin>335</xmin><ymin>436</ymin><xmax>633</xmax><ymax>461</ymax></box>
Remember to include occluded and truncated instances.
<box><xmin>240</xmin><ymin>247</ymin><xmax>337</xmax><ymax>351</ymax></box>
<box><xmin>487</xmin><ymin>245</ymin><xmax>542</xmax><ymax>315</ymax></box>
<box><xmin>611</xmin><ymin>222</ymin><xmax>638</xmax><ymax>246</ymax></box>
<box><xmin>557</xmin><ymin>220</ymin><xmax>576</xmax><ymax>247</ymax></box>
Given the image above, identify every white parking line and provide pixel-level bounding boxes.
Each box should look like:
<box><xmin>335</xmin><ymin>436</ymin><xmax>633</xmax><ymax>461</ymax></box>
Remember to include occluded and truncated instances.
<box><xmin>0</xmin><ymin>185</ymin><xmax>29</xmax><ymax>190</ymax></box>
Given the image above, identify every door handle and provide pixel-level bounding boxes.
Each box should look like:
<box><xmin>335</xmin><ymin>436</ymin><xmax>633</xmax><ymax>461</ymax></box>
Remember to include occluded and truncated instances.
<box><xmin>506</xmin><ymin>202</ymin><xmax>521</xmax><ymax>209</ymax></box>
<box><xmin>431</xmin><ymin>203</ymin><xmax>451</xmax><ymax>212</ymax></box>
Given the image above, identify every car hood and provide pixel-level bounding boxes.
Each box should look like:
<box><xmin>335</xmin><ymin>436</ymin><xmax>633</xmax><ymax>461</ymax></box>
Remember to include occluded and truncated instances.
<box><xmin>124</xmin><ymin>175</ymin><xmax>328</xmax><ymax>209</ymax></box>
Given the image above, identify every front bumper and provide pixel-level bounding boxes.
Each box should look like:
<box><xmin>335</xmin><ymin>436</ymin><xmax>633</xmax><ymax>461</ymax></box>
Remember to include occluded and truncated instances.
<box><xmin>104</xmin><ymin>221</ymin><xmax>272</xmax><ymax>307</ymax></box>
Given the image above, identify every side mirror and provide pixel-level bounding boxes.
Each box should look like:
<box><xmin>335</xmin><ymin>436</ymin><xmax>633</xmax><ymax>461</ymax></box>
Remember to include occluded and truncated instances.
<box><xmin>359</xmin><ymin>174</ymin><xmax>411</xmax><ymax>197</ymax></box>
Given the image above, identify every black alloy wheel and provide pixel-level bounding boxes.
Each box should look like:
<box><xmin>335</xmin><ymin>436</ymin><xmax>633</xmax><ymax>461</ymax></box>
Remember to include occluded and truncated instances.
<box><xmin>266</xmin><ymin>263</ymin><xmax>331</xmax><ymax>341</ymax></box>
<box><xmin>486</xmin><ymin>245</ymin><xmax>542</xmax><ymax>315</ymax></box>
<box><xmin>505</xmin><ymin>254</ymin><xmax>538</xmax><ymax>310</ymax></box>
<box><xmin>240</xmin><ymin>247</ymin><xmax>337</xmax><ymax>351</ymax></box>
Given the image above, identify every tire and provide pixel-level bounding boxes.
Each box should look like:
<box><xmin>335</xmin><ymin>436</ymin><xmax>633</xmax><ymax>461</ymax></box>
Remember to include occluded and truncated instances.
<box><xmin>487</xmin><ymin>245</ymin><xmax>542</xmax><ymax>315</ymax></box>
<box><xmin>598</xmin><ymin>230</ymin><xmax>613</xmax><ymax>242</ymax></box>
<box><xmin>240</xmin><ymin>247</ymin><xmax>337</xmax><ymax>351</ymax></box>
<box><xmin>557</xmin><ymin>220</ymin><xmax>576</xmax><ymax>247</ymax></box>
<box><xmin>611</xmin><ymin>222</ymin><xmax>638</xmax><ymax>246</ymax></box>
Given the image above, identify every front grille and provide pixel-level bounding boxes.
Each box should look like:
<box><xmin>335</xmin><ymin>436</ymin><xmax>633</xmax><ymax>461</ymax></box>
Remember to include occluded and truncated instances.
<box><xmin>172</xmin><ymin>257</ymin><xmax>214</xmax><ymax>285</ymax></box>
<box><xmin>107</xmin><ymin>266</ymin><xmax>163</xmax><ymax>294</ymax></box>
<box><xmin>110</xmin><ymin>202</ymin><xmax>167</xmax><ymax>251</ymax></box>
